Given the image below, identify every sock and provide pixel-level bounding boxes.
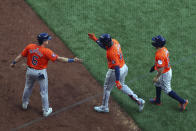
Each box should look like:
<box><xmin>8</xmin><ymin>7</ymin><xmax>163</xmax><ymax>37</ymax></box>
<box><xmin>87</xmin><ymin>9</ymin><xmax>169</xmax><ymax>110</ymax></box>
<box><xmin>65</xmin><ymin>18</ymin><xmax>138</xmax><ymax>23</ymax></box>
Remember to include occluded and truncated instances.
<box><xmin>168</xmin><ymin>91</ymin><xmax>185</xmax><ymax>104</ymax></box>
<box><xmin>155</xmin><ymin>86</ymin><xmax>162</xmax><ymax>103</ymax></box>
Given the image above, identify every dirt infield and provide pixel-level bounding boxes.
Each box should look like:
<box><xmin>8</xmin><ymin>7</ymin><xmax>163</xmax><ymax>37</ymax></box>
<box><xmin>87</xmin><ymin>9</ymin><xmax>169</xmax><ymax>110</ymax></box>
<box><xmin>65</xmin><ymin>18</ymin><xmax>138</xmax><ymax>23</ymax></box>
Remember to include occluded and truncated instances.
<box><xmin>0</xmin><ymin>0</ymin><xmax>140</xmax><ymax>130</ymax></box>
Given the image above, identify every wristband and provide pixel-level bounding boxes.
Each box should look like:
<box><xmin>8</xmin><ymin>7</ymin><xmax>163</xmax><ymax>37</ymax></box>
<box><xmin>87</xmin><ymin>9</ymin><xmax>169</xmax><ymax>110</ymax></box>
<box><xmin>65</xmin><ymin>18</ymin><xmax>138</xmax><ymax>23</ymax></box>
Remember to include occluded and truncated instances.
<box><xmin>68</xmin><ymin>58</ymin><xmax>74</xmax><ymax>63</ymax></box>
<box><xmin>150</xmin><ymin>65</ymin><xmax>155</xmax><ymax>73</ymax></box>
<box><xmin>12</xmin><ymin>61</ymin><xmax>16</xmax><ymax>65</ymax></box>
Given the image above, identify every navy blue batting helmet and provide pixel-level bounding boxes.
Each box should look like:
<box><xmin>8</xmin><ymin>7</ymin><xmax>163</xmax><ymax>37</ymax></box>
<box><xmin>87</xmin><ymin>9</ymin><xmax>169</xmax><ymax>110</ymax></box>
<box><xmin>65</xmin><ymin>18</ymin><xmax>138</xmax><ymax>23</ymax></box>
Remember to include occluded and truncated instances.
<box><xmin>99</xmin><ymin>34</ymin><xmax>112</xmax><ymax>48</ymax></box>
<box><xmin>152</xmin><ymin>35</ymin><xmax>166</xmax><ymax>48</ymax></box>
<box><xmin>37</xmin><ymin>33</ymin><xmax>51</xmax><ymax>45</ymax></box>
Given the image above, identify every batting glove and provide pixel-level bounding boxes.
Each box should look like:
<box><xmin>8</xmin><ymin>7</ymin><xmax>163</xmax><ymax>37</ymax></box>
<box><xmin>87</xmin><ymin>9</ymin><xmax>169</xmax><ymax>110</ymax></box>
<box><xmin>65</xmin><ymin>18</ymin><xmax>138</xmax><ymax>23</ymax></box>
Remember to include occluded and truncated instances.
<box><xmin>150</xmin><ymin>65</ymin><xmax>155</xmax><ymax>73</ymax></box>
<box><xmin>88</xmin><ymin>33</ymin><xmax>98</xmax><ymax>42</ymax></box>
<box><xmin>74</xmin><ymin>57</ymin><xmax>83</xmax><ymax>63</ymax></box>
<box><xmin>115</xmin><ymin>80</ymin><xmax>122</xmax><ymax>90</ymax></box>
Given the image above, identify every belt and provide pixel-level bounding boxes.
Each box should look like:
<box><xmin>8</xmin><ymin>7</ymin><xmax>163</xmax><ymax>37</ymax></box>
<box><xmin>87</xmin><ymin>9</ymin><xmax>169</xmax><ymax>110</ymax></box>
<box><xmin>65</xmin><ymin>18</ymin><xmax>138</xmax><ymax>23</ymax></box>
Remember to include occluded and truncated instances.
<box><xmin>28</xmin><ymin>66</ymin><xmax>46</xmax><ymax>70</ymax></box>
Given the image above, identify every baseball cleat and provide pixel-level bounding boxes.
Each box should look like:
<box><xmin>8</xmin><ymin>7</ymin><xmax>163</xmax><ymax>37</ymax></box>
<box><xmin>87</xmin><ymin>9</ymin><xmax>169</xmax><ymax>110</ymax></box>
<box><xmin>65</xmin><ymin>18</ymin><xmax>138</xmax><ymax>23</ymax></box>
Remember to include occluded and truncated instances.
<box><xmin>139</xmin><ymin>99</ymin><xmax>145</xmax><ymax>112</ymax></box>
<box><xmin>43</xmin><ymin>107</ymin><xmax>52</xmax><ymax>117</ymax></box>
<box><xmin>94</xmin><ymin>105</ymin><xmax>109</xmax><ymax>113</ymax></box>
<box><xmin>149</xmin><ymin>98</ymin><xmax>161</xmax><ymax>105</ymax></box>
<box><xmin>22</xmin><ymin>103</ymin><xmax>28</xmax><ymax>110</ymax></box>
<box><xmin>180</xmin><ymin>100</ymin><xmax>188</xmax><ymax>111</ymax></box>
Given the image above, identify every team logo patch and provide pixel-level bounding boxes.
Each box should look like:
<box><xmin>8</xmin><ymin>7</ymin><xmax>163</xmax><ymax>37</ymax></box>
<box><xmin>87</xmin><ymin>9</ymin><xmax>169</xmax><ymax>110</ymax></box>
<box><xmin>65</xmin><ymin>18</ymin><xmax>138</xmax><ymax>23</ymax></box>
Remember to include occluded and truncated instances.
<box><xmin>158</xmin><ymin>60</ymin><xmax>162</xmax><ymax>65</ymax></box>
<box><xmin>112</xmin><ymin>60</ymin><xmax>116</xmax><ymax>64</ymax></box>
<box><xmin>52</xmin><ymin>53</ymin><xmax>56</xmax><ymax>57</ymax></box>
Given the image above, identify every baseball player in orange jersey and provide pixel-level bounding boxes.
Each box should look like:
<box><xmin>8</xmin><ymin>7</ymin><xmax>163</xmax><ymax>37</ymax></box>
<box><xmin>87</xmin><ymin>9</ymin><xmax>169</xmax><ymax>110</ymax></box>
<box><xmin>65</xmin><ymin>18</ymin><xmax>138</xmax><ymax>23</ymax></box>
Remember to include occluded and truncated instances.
<box><xmin>10</xmin><ymin>33</ymin><xmax>82</xmax><ymax>117</ymax></box>
<box><xmin>149</xmin><ymin>35</ymin><xmax>188</xmax><ymax>111</ymax></box>
<box><xmin>88</xmin><ymin>33</ymin><xmax>145</xmax><ymax>112</ymax></box>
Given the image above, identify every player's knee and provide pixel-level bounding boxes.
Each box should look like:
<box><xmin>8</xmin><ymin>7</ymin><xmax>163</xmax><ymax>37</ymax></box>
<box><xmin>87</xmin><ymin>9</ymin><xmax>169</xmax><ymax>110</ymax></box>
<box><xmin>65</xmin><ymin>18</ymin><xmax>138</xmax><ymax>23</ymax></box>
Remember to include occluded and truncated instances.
<box><xmin>107</xmin><ymin>87</ymin><xmax>113</xmax><ymax>92</ymax></box>
<box><xmin>164</xmin><ymin>88</ymin><xmax>171</xmax><ymax>94</ymax></box>
<box><xmin>104</xmin><ymin>83</ymin><xmax>108</xmax><ymax>87</ymax></box>
<box><xmin>120</xmin><ymin>84</ymin><xmax>128</xmax><ymax>89</ymax></box>
<box><xmin>40</xmin><ymin>91</ymin><xmax>47</xmax><ymax>97</ymax></box>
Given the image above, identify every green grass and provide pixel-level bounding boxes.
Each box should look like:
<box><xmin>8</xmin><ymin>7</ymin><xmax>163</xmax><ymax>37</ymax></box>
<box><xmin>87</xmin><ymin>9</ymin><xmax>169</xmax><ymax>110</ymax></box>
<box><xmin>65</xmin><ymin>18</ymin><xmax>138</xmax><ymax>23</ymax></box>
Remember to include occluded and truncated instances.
<box><xmin>25</xmin><ymin>0</ymin><xmax>196</xmax><ymax>130</ymax></box>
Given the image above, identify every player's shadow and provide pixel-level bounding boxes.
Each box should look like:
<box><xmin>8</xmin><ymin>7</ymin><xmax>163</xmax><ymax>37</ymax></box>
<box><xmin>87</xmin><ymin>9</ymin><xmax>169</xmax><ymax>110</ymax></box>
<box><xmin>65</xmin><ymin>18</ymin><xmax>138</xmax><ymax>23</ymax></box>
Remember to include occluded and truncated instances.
<box><xmin>170</xmin><ymin>105</ymin><xmax>188</xmax><ymax>112</ymax></box>
<box><xmin>15</xmin><ymin>103</ymin><xmax>42</xmax><ymax>115</ymax></box>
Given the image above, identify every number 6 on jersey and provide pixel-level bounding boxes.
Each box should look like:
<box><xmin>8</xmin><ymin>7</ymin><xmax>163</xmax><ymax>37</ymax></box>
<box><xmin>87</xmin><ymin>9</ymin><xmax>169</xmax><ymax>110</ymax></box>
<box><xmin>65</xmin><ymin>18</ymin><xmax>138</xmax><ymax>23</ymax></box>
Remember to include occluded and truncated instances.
<box><xmin>32</xmin><ymin>55</ymin><xmax>38</xmax><ymax>65</ymax></box>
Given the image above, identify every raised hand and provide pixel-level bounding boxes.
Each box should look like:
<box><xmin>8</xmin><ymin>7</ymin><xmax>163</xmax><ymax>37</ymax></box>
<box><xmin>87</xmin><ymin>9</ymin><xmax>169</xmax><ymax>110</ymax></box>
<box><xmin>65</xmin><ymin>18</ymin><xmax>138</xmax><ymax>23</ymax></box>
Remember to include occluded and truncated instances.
<box><xmin>88</xmin><ymin>33</ymin><xmax>98</xmax><ymax>42</ymax></box>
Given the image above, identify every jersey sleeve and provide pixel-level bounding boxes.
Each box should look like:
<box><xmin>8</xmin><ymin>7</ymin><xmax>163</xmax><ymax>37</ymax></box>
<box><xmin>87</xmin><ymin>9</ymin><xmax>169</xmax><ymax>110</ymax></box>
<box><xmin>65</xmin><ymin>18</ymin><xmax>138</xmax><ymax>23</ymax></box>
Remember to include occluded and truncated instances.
<box><xmin>21</xmin><ymin>44</ymin><xmax>31</xmax><ymax>57</ymax></box>
<box><xmin>155</xmin><ymin>55</ymin><xmax>165</xmax><ymax>68</ymax></box>
<box><xmin>45</xmin><ymin>49</ymin><xmax>58</xmax><ymax>62</ymax></box>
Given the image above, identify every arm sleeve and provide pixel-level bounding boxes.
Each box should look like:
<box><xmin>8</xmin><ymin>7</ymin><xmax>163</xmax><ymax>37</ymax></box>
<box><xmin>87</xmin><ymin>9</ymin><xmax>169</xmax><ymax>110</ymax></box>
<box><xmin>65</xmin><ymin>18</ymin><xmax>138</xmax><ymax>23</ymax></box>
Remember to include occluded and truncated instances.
<box><xmin>114</xmin><ymin>66</ymin><xmax>120</xmax><ymax>81</ymax></box>
<box><xmin>45</xmin><ymin>49</ymin><xmax>59</xmax><ymax>62</ymax></box>
<box><xmin>96</xmin><ymin>39</ymin><xmax>106</xmax><ymax>49</ymax></box>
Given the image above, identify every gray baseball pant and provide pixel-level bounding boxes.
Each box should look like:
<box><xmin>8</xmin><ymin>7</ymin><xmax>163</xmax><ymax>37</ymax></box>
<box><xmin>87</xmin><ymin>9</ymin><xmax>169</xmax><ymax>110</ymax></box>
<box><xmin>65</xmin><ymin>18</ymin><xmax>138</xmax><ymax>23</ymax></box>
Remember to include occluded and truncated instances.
<box><xmin>22</xmin><ymin>67</ymin><xmax>49</xmax><ymax>112</ymax></box>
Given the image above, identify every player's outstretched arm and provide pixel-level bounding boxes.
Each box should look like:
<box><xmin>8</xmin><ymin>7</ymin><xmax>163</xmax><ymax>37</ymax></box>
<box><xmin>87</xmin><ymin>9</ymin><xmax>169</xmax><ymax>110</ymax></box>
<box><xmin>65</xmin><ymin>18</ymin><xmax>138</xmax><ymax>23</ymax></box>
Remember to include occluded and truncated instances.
<box><xmin>88</xmin><ymin>33</ymin><xmax>106</xmax><ymax>49</ymax></box>
<box><xmin>10</xmin><ymin>54</ymin><xmax>24</xmax><ymax>68</ymax></box>
<box><xmin>56</xmin><ymin>56</ymin><xmax>83</xmax><ymax>63</ymax></box>
<box><xmin>88</xmin><ymin>33</ymin><xmax>98</xmax><ymax>42</ymax></box>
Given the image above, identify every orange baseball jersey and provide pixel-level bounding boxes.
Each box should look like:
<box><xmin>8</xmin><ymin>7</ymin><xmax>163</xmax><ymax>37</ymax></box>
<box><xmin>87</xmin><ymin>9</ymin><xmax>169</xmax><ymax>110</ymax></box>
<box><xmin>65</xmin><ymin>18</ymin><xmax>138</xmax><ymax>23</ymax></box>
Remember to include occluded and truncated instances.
<box><xmin>155</xmin><ymin>47</ymin><xmax>171</xmax><ymax>73</ymax></box>
<box><xmin>106</xmin><ymin>39</ymin><xmax>125</xmax><ymax>69</ymax></box>
<box><xmin>21</xmin><ymin>44</ymin><xmax>58</xmax><ymax>70</ymax></box>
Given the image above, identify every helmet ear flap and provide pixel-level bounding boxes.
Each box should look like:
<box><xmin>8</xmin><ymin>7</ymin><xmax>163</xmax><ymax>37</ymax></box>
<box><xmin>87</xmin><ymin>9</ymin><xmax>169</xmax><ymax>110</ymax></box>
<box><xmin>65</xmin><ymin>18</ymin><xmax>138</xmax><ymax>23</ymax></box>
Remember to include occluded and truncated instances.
<box><xmin>37</xmin><ymin>39</ymin><xmax>43</xmax><ymax>45</ymax></box>
<box><xmin>152</xmin><ymin>42</ymin><xmax>157</xmax><ymax>47</ymax></box>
